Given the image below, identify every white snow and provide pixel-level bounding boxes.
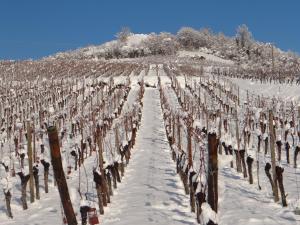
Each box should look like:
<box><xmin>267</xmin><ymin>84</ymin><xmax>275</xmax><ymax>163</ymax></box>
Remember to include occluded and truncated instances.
<box><xmin>178</xmin><ymin>50</ymin><xmax>234</xmax><ymax>65</ymax></box>
<box><xmin>101</xmin><ymin>88</ymin><xmax>195</xmax><ymax>225</ymax></box>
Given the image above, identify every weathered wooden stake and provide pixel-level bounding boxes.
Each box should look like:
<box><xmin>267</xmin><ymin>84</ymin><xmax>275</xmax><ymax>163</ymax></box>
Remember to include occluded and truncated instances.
<box><xmin>187</xmin><ymin>118</ymin><xmax>193</xmax><ymax>168</ymax></box>
<box><xmin>96</xmin><ymin>125</ymin><xmax>110</xmax><ymax>206</ymax></box>
<box><xmin>177</xmin><ymin>115</ymin><xmax>181</xmax><ymax>151</ymax></box>
<box><xmin>269</xmin><ymin>110</ymin><xmax>279</xmax><ymax>202</ymax></box>
<box><xmin>218</xmin><ymin>111</ymin><xmax>222</xmax><ymax>155</ymax></box>
<box><xmin>207</xmin><ymin>132</ymin><xmax>218</xmax><ymax>214</ymax></box>
<box><xmin>27</xmin><ymin>121</ymin><xmax>35</xmax><ymax>203</ymax></box>
<box><xmin>234</xmin><ymin>105</ymin><xmax>242</xmax><ymax>173</ymax></box>
<box><xmin>47</xmin><ymin>126</ymin><xmax>77</xmax><ymax>225</ymax></box>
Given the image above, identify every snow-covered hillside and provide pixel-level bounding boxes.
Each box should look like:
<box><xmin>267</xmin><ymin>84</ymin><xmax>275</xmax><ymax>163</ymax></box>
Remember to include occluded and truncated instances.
<box><xmin>1</xmin><ymin>25</ymin><xmax>300</xmax><ymax>225</ymax></box>
<box><xmin>178</xmin><ymin>49</ymin><xmax>234</xmax><ymax>65</ymax></box>
<box><xmin>47</xmin><ymin>33</ymin><xmax>149</xmax><ymax>60</ymax></box>
<box><xmin>42</xmin><ymin>26</ymin><xmax>300</xmax><ymax>82</ymax></box>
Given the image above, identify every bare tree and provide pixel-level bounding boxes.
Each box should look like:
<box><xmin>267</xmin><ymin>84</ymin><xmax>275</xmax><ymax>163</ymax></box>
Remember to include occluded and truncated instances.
<box><xmin>116</xmin><ymin>27</ymin><xmax>131</xmax><ymax>43</ymax></box>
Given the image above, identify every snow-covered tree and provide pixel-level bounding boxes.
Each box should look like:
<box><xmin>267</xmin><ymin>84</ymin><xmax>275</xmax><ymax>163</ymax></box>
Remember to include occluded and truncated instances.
<box><xmin>236</xmin><ymin>24</ymin><xmax>253</xmax><ymax>49</ymax></box>
<box><xmin>177</xmin><ymin>27</ymin><xmax>201</xmax><ymax>50</ymax></box>
<box><xmin>142</xmin><ymin>32</ymin><xmax>178</xmax><ymax>55</ymax></box>
<box><xmin>116</xmin><ymin>27</ymin><xmax>132</xmax><ymax>43</ymax></box>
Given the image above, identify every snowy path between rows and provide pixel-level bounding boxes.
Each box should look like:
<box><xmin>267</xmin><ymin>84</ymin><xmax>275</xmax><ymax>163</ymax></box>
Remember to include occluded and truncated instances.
<box><xmin>101</xmin><ymin>87</ymin><xmax>196</xmax><ymax>225</ymax></box>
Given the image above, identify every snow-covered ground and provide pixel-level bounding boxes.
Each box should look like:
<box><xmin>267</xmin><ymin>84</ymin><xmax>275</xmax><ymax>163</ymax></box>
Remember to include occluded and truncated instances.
<box><xmin>84</xmin><ymin>34</ymin><xmax>149</xmax><ymax>57</ymax></box>
<box><xmin>219</xmin><ymin>155</ymin><xmax>300</xmax><ymax>225</ymax></box>
<box><xmin>0</xmin><ymin>68</ymin><xmax>196</xmax><ymax>225</ymax></box>
<box><xmin>230</xmin><ymin>78</ymin><xmax>300</xmax><ymax>102</ymax></box>
<box><xmin>178</xmin><ymin>50</ymin><xmax>234</xmax><ymax>65</ymax></box>
<box><xmin>162</xmin><ymin>72</ymin><xmax>300</xmax><ymax>224</ymax></box>
<box><xmin>101</xmin><ymin>88</ymin><xmax>195</xmax><ymax>225</ymax></box>
<box><xmin>1</xmin><ymin>64</ymin><xmax>300</xmax><ymax>225</ymax></box>
<box><xmin>217</xmin><ymin>77</ymin><xmax>300</xmax><ymax>224</ymax></box>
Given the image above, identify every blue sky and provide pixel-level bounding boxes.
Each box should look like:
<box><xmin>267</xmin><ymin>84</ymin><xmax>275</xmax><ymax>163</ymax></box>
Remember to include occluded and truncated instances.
<box><xmin>0</xmin><ymin>0</ymin><xmax>299</xmax><ymax>60</ymax></box>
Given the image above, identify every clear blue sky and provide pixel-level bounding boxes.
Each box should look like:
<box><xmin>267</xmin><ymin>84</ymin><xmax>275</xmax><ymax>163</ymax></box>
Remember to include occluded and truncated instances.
<box><xmin>0</xmin><ymin>0</ymin><xmax>299</xmax><ymax>60</ymax></box>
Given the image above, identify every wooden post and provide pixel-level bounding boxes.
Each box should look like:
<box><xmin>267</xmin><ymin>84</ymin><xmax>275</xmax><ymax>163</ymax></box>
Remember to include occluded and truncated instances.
<box><xmin>80</xmin><ymin>119</ymin><xmax>84</xmax><ymax>166</ymax></box>
<box><xmin>234</xmin><ymin>105</ymin><xmax>242</xmax><ymax>172</ymax></box>
<box><xmin>47</xmin><ymin>126</ymin><xmax>77</xmax><ymax>225</ymax></box>
<box><xmin>218</xmin><ymin>111</ymin><xmax>222</xmax><ymax>154</ymax></box>
<box><xmin>187</xmin><ymin>117</ymin><xmax>195</xmax><ymax>213</ymax></box>
<box><xmin>269</xmin><ymin>110</ymin><xmax>279</xmax><ymax>202</ymax></box>
<box><xmin>177</xmin><ymin>115</ymin><xmax>181</xmax><ymax>151</ymax></box>
<box><xmin>33</xmin><ymin>122</ymin><xmax>36</xmax><ymax>163</ymax></box>
<box><xmin>172</xmin><ymin>115</ymin><xmax>176</xmax><ymax>146</ymax></box>
<box><xmin>187</xmin><ymin>118</ymin><xmax>193</xmax><ymax>168</ymax></box>
<box><xmin>207</xmin><ymin>132</ymin><xmax>218</xmax><ymax>214</ymax></box>
<box><xmin>96</xmin><ymin>125</ymin><xmax>109</xmax><ymax>205</ymax></box>
<box><xmin>115</xmin><ymin>126</ymin><xmax>120</xmax><ymax>155</ymax></box>
<box><xmin>27</xmin><ymin>121</ymin><xmax>35</xmax><ymax>203</ymax></box>
<box><xmin>114</xmin><ymin>126</ymin><xmax>120</xmax><ymax>188</ymax></box>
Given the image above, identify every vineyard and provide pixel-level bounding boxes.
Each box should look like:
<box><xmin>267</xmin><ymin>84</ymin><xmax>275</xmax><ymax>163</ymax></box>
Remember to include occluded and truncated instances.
<box><xmin>0</xmin><ymin>59</ymin><xmax>300</xmax><ymax>225</ymax></box>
